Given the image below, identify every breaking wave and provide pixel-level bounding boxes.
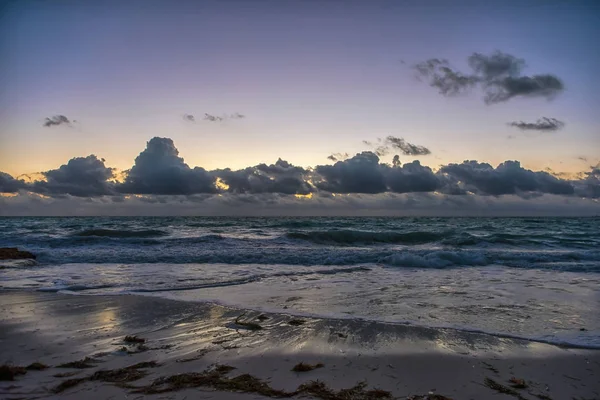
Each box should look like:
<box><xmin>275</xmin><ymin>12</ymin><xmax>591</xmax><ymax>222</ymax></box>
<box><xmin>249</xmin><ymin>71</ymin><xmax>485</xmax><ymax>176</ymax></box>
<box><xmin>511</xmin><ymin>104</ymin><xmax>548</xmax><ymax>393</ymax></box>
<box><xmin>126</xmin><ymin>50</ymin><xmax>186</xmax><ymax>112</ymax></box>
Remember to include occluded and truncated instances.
<box><xmin>286</xmin><ymin>230</ymin><xmax>446</xmax><ymax>245</ymax></box>
<box><xmin>72</xmin><ymin>228</ymin><xmax>169</xmax><ymax>238</ymax></box>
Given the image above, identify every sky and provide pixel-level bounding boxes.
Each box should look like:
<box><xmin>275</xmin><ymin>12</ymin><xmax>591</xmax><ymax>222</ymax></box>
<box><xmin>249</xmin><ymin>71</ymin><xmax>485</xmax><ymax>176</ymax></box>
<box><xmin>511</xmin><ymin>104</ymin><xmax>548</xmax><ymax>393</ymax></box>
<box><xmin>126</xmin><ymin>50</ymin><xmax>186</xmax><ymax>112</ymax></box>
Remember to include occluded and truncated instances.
<box><xmin>0</xmin><ymin>0</ymin><xmax>599</xmax><ymax>216</ymax></box>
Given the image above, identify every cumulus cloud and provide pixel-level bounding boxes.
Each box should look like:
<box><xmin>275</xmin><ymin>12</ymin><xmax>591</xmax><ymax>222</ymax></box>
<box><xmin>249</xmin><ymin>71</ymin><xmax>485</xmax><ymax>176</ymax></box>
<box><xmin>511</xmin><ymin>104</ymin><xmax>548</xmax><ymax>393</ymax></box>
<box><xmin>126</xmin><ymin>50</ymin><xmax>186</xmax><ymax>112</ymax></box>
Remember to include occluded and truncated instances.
<box><xmin>32</xmin><ymin>156</ymin><xmax>115</xmax><ymax>197</ymax></box>
<box><xmin>42</xmin><ymin>115</ymin><xmax>73</xmax><ymax>127</ymax></box>
<box><xmin>183</xmin><ymin>114</ymin><xmax>195</xmax><ymax>122</ymax></box>
<box><xmin>315</xmin><ymin>152</ymin><xmax>388</xmax><ymax>194</ymax></box>
<box><xmin>414</xmin><ymin>51</ymin><xmax>565</xmax><ymax>104</ymax></box>
<box><xmin>363</xmin><ymin>136</ymin><xmax>431</xmax><ymax>156</ymax></box>
<box><xmin>214</xmin><ymin>158</ymin><xmax>312</xmax><ymax>195</ymax></box>
<box><xmin>440</xmin><ymin>160</ymin><xmax>574</xmax><ymax>196</ymax></box>
<box><xmin>117</xmin><ymin>137</ymin><xmax>216</xmax><ymax>195</ymax></box>
<box><xmin>203</xmin><ymin>112</ymin><xmax>245</xmax><ymax>122</ymax></box>
<box><xmin>573</xmin><ymin>163</ymin><xmax>600</xmax><ymax>199</ymax></box>
<box><xmin>508</xmin><ymin>117</ymin><xmax>565</xmax><ymax>131</ymax></box>
<box><xmin>4</xmin><ymin>137</ymin><xmax>599</xmax><ymax>206</ymax></box>
<box><xmin>0</xmin><ymin>172</ymin><xmax>27</xmax><ymax>193</ymax></box>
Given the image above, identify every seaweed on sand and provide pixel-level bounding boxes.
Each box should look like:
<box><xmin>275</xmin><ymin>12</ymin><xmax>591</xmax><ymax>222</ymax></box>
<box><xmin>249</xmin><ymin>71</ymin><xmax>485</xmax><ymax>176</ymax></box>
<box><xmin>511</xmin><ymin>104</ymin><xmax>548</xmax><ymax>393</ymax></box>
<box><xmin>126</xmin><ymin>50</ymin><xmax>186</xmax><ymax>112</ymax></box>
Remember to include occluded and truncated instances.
<box><xmin>288</xmin><ymin>319</ymin><xmax>306</xmax><ymax>326</ymax></box>
<box><xmin>56</xmin><ymin>357</ymin><xmax>99</xmax><ymax>369</ymax></box>
<box><xmin>132</xmin><ymin>366</ymin><xmax>393</xmax><ymax>399</ymax></box>
<box><xmin>89</xmin><ymin>361</ymin><xmax>159</xmax><ymax>383</ymax></box>
<box><xmin>53</xmin><ymin>377</ymin><xmax>88</xmax><ymax>393</ymax></box>
<box><xmin>234</xmin><ymin>313</ymin><xmax>263</xmax><ymax>331</ymax></box>
<box><xmin>407</xmin><ymin>395</ymin><xmax>454</xmax><ymax>400</ymax></box>
<box><xmin>0</xmin><ymin>364</ymin><xmax>27</xmax><ymax>381</ymax></box>
<box><xmin>124</xmin><ymin>335</ymin><xmax>146</xmax><ymax>344</ymax></box>
<box><xmin>292</xmin><ymin>362</ymin><xmax>324</xmax><ymax>372</ymax></box>
<box><xmin>26</xmin><ymin>362</ymin><xmax>49</xmax><ymax>370</ymax></box>
<box><xmin>509</xmin><ymin>377</ymin><xmax>528</xmax><ymax>389</ymax></box>
<box><xmin>297</xmin><ymin>380</ymin><xmax>392</xmax><ymax>399</ymax></box>
<box><xmin>484</xmin><ymin>377</ymin><xmax>527</xmax><ymax>400</ymax></box>
<box><xmin>52</xmin><ymin>361</ymin><xmax>159</xmax><ymax>393</ymax></box>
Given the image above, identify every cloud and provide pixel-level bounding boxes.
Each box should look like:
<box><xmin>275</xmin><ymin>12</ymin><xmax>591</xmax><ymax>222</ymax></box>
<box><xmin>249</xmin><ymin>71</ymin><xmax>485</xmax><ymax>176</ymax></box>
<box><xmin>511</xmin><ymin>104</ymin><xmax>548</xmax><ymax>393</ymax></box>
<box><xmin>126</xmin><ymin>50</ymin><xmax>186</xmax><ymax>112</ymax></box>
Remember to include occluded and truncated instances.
<box><xmin>183</xmin><ymin>114</ymin><xmax>195</xmax><ymax>122</ymax></box>
<box><xmin>42</xmin><ymin>115</ymin><xmax>73</xmax><ymax>127</ymax></box>
<box><xmin>440</xmin><ymin>160</ymin><xmax>575</xmax><ymax>196</ymax></box>
<box><xmin>327</xmin><ymin>153</ymin><xmax>349</xmax><ymax>162</ymax></box>
<box><xmin>385</xmin><ymin>136</ymin><xmax>431</xmax><ymax>156</ymax></box>
<box><xmin>363</xmin><ymin>136</ymin><xmax>431</xmax><ymax>157</ymax></box>
<box><xmin>2</xmin><ymin>191</ymin><xmax>598</xmax><ymax>217</ymax></box>
<box><xmin>315</xmin><ymin>152</ymin><xmax>388</xmax><ymax>194</ymax></box>
<box><xmin>203</xmin><ymin>113</ymin><xmax>223</xmax><ymax>122</ymax></box>
<box><xmin>214</xmin><ymin>158</ymin><xmax>312</xmax><ymax>195</ymax></box>
<box><xmin>385</xmin><ymin>160</ymin><xmax>440</xmax><ymax>193</ymax></box>
<box><xmin>483</xmin><ymin>75</ymin><xmax>564</xmax><ymax>104</ymax></box>
<box><xmin>0</xmin><ymin>172</ymin><xmax>27</xmax><ymax>193</ymax></box>
<box><xmin>117</xmin><ymin>137</ymin><xmax>216</xmax><ymax>195</ymax></box>
<box><xmin>573</xmin><ymin>163</ymin><xmax>600</xmax><ymax>199</ymax></box>
<box><xmin>31</xmin><ymin>155</ymin><xmax>116</xmax><ymax>197</ymax></box>
<box><xmin>508</xmin><ymin>117</ymin><xmax>565</xmax><ymax>131</ymax></box>
<box><xmin>203</xmin><ymin>112</ymin><xmax>245</xmax><ymax>122</ymax></box>
<box><xmin>4</xmin><ymin>137</ymin><xmax>599</xmax><ymax>205</ymax></box>
<box><xmin>414</xmin><ymin>51</ymin><xmax>565</xmax><ymax>104</ymax></box>
<box><xmin>414</xmin><ymin>58</ymin><xmax>480</xmax><ymax>96</ymax></box>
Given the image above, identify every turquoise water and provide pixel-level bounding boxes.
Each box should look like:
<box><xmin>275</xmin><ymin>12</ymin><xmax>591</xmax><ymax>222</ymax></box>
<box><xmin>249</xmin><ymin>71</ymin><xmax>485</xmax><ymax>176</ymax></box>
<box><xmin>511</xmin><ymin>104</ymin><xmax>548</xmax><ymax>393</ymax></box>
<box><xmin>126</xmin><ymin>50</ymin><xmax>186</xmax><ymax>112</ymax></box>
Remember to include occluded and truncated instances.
<box><xmin>1</xmin><ymin>217</ymin><xmax>599</xmax><ymax>347</ymax></box>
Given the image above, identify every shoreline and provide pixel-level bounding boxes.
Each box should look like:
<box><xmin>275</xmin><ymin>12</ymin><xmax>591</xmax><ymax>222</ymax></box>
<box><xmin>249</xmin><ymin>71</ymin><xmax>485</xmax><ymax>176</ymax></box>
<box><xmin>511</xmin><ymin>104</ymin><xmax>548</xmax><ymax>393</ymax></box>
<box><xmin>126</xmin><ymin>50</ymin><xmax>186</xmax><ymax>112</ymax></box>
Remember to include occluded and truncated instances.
<box><xmin>1</xmin><ymin>291</ymin><xmax>599</xmax><ymax>399</ymax></box>
<box><xmin>5</xmin><ymin>286</ymin><xmax>600</xmax><ymax>351</ymax></box>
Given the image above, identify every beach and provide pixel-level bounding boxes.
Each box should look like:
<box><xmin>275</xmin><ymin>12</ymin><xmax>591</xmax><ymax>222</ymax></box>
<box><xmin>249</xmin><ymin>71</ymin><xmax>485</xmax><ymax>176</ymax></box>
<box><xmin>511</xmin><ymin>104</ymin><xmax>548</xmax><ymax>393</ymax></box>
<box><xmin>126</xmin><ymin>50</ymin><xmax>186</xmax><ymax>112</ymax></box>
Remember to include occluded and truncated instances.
<box><xmin>1</xmin><ymin>291</ymin><xmax>599</xmax><ymax>399</ymax></box>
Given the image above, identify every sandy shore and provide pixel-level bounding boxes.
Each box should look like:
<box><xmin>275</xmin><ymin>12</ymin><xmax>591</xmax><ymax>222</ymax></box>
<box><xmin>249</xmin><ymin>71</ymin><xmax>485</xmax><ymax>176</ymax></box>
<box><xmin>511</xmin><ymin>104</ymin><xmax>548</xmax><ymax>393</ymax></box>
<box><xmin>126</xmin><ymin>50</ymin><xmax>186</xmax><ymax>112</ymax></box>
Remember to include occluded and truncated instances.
<box><xmin>0</xmin><ymin>292</ymin><xmax>599</xmax><ymax>399</ymax></box>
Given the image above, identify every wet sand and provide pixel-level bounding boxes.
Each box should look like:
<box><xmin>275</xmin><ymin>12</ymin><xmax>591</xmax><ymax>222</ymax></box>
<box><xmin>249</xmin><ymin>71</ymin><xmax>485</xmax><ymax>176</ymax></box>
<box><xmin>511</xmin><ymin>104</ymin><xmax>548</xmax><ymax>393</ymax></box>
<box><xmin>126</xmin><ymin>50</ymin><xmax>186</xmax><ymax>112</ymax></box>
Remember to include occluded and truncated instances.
<box><xmin>1</xmin><ymin>291</ymin><xmax>599</xmax><ymax>399</ymax></box>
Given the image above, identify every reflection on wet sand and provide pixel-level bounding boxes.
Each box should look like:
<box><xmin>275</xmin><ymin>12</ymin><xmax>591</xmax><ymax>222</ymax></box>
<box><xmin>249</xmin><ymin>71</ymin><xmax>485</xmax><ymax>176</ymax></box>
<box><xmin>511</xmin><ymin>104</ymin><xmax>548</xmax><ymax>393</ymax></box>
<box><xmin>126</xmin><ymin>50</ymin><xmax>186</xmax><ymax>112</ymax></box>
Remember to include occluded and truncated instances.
<box><xmin>1</xmin><ymin>292</ymin><xmax>599</xmax><ymax>399</ymax></box>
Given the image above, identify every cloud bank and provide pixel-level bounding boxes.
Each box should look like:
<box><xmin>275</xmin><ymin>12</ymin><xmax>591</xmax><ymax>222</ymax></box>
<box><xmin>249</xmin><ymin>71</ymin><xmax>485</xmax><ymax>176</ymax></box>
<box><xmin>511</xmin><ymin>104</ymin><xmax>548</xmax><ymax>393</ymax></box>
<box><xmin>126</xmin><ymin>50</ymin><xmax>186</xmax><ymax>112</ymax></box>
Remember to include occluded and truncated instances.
<box><xmin>1</xmin><ymin>137</ymin><xmax>598</xmax><ymax>215</ymax></box>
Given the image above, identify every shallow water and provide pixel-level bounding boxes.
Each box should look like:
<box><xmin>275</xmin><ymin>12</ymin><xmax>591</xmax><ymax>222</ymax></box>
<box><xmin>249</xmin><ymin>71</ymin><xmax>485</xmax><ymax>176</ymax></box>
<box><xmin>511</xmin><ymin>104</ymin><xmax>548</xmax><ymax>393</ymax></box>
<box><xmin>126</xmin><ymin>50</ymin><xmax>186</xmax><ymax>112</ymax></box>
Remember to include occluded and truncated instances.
<box><xmin>1</xmin><ymin>216</ymin><xmax>599</xmax><ymax>347</ymax></box>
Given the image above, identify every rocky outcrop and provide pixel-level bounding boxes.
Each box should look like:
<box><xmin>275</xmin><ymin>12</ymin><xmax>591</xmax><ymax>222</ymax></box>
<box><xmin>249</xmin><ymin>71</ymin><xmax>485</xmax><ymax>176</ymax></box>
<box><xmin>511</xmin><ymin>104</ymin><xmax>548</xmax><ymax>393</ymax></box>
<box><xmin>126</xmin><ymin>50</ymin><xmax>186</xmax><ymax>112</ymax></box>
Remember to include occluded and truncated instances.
<box><xmin>0</xmin><ymin>248</ymin><xmax>36</xmax><ymax>260</ymax></box>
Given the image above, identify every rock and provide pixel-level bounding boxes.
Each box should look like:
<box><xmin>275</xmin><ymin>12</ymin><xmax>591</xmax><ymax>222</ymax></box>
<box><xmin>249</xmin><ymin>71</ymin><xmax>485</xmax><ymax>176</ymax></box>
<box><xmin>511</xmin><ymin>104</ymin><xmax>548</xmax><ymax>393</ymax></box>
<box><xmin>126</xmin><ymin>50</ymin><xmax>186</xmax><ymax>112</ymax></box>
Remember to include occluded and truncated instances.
<box><xmin>0</xmin><ymin>248</ymin><xmax>36</xmax><ymax>260</ymax></box>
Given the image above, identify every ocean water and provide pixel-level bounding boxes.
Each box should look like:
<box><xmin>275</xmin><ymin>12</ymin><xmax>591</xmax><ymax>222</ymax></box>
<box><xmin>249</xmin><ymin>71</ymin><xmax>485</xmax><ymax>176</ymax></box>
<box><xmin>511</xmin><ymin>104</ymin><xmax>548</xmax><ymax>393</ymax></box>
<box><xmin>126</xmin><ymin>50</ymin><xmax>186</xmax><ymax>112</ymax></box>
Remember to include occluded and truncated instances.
<box><xmin>1</xmin><ymin>217</ymin><xmax>599</xmax><ymax>348</ymax></box>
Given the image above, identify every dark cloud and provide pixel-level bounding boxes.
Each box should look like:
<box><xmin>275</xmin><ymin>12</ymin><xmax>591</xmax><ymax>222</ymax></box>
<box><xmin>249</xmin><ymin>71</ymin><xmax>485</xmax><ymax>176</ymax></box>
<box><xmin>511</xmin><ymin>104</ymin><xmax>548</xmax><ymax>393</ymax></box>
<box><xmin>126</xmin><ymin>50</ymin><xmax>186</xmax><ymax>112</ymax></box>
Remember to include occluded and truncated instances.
<box><xmin>508</xmin><ymin>117</ymin><xmax>565</xmax><ymax>131</ymax></box>
<box><xmin>183</xmin><ymin>114</ymin><xmax>195</xmax><ymax>122</ymax></box>
<box><xmin>573</xmin><ymin>164</ymin><xmax>600</xmax><ymax>199</ymax></box>
<box><xmin>42</xmin><ymin>115</ymin><xmax>72</xmax><ymax>127</ymax></box>
<box><xmin>0</xmin><ymin>172</ymin><xmax>27</xmax><ymax>193</ymax></box>
<box><xmin>214</xmin><ymin>158</ymin><xmax>312</xmax><ymax>195</ymax></box>
<box><xmin>467</xmin><ymin>52</ymin><xmax>525</xmax><ymax>81</ymax></box>
<box><xmin>315</xmin><ymin>152</ymin><xmax>387</xmax><ymax>194</ymax></box>
<box><xmin>385</xmin><ymin>136</ymin><xmax>431</xmax><ymax>156</ymax></box>
<box><xmin>203</xmin><ymin>112</ymin><xmax>245</xmax><ymax>122</ymax></box>
<box><xmin>203</xmin><ymin>113</ymin><xmax>223</xmax><ymax>122</ymax></box>
<box><xmin>32</xmin><ymin>156</ymin><xmax>115</xmax><ymax>197</ymax></box>
<box><xmin>440</xmin><ymin>160</ymin><xmax>574</xmax><ymax>196</ymax></box>
<box><xmin>117</xmin><ymin>137</ymin><xmax>216</xmax><ymax>195</ymax></box>
<box><xmin>483</xmin><ymin>75</ymin><xmax>564</xmax><ymax>104</ymax></box>
<box><xmin>414</xmin><ymin>58</ymin><xmax>479</xmax><ymax>96</ymax></box>
<box><xmin>385</xmin><ymin>160</ymin><xmax>440</xmax><ymax>193</ymax></box>
<box><xmin>4</xmin><ymin>137</ymin><xmax>598</xmax><ymax>203</ymax></box>
<box><xmin>414</xmin><ymin>51</ymin><xmax>565</xmax><ymax>104</ymax></box>
<box><xmin>363</xmin><ymin>136</ymin><xmax>431</xmax><ymax>157</ymax></box>
<box><xmin>327</xmin><ymin>152</ymin><xmax>349</xmax><ymax>162</ymax></box>
<box><xmin>577</xmin><ymin>156</ymin><xmax>588</xmax><ymax>162</ymax></box>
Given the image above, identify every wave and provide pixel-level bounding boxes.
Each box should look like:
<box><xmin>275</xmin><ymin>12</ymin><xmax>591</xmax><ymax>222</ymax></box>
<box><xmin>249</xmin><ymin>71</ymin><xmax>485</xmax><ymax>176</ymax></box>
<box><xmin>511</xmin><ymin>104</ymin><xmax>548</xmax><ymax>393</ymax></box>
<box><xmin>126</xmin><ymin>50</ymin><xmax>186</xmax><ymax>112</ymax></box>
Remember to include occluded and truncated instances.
<box><xmin>286</xmin><ymin>230</ymin><xmax>446</xmax><ymax>245</ymax></box>
<box><xmin>72</xmin><ymin>228</ymin><xmax>169</xmax><ymax>238</ymax></box>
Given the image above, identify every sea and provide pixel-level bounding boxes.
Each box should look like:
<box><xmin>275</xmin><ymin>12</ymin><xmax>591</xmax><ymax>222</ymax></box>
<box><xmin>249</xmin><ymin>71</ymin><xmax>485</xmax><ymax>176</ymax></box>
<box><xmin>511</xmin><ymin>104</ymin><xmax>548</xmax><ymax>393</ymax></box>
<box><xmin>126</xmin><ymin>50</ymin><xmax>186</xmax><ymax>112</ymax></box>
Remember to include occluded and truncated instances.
<box><xmin>1</xmin><ymin>217</ymin><xmax>599</xmax><ymax>348</ymax></box>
